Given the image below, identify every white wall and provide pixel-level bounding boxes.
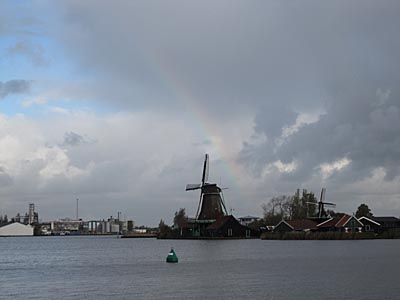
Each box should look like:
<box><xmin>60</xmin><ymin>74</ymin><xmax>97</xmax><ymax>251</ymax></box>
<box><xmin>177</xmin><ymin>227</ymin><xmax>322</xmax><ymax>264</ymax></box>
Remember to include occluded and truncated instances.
<box><xmin>0</xmin><ymin>222</ymin><xmax>34</xmax><ymax>236</ymax></box>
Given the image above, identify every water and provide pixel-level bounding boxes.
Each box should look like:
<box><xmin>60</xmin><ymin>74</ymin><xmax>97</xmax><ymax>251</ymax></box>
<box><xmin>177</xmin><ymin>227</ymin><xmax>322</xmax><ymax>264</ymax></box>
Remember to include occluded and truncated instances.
<box><xmin>1</xmin><ymin>237</ymin><xmax>399</xmax><ymax>299</ymax></box>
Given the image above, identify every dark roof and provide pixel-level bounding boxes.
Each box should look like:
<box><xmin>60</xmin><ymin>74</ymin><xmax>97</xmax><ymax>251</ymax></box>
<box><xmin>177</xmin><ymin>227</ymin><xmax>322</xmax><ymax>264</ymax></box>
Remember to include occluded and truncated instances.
<box><xmin>286</xmin><ymin>220</ymin><xmax>318</xmax><ymax>230</ymax></box>
<box><xmin>371</xmin><ymin>216</ymin><xmax>400</xmax><ymax>222</ymax></box>
<box><xmin>358</xmin><ymin>216</ymin><xmax>381</xmax><ymax>226</ymax></box>
<box><xmin>238</xmin><ymin>216</ymin><xmax>259</xmax><ymax>220</ymax></box>
<box><xmin>206</xmin><ymin>215</ymin><xmax>237</xmax><ymax>230</ymax></box>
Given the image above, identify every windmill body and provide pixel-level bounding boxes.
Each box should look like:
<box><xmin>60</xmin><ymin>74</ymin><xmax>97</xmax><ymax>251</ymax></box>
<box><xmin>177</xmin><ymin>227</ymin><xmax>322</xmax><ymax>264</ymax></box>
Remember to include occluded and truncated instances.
<box><xmin>186</xmin><ymin>154</ymin><xmax>228</xmax><ymax>221</ymax></box>
<box><xmin>179</xmin><ymin>154</ymin><xmax>262</xmax><ymax>239</ymax></box>
<box><xmin>307</xmin><ymin>188</ymin><xmax>336</xmax><ymax>220</ymax></box>
<box><xmin>197</xmin><ymin>183</ymin><xmax>226</xmax><ymax>220</ymax></box>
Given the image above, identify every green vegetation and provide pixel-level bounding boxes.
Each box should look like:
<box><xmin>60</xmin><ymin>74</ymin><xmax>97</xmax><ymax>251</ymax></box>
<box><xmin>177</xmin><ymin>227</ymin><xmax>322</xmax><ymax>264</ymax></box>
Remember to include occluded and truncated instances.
<box><xmin>158</xmin><ymin>208</ymin><xmax>187</xmax><ymax>239</ymax></box>
<box><xmin>173</xmin><ymin>208</ymin><xmax>186</xmax><ymax>229</ymax></box>
<box><xmin>255</xmin><ymin>190</ymin><xmax>319</xmax><ymax>226</ymax></box>
<box><xmin>355</xmin><ymin>203</ymin><xmax>373</xmax><ymax>218</ymax></box>
<box><xmin>158</xmin><ymin>219</ymin><xmax>172</xmax><ymax>238</ymax></box>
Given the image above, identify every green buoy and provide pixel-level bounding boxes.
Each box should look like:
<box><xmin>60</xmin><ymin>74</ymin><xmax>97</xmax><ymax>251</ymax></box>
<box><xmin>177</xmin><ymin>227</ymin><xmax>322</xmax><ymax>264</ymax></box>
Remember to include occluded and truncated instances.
<box><xmin>166</xmin><ymin>248</ymin><xmax>178</xmax><ymax>263</ymax></box>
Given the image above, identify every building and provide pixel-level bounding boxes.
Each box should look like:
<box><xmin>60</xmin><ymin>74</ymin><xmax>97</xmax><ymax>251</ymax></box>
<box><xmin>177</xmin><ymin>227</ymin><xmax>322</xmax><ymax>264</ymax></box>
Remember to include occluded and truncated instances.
<box><xmin>182</xmin><ymin>154</ymin><xmax>258</xmax><ymax>239</ymax></box>
<box><xmin>0</xmin><ymin>222</ymin><xmax>34</xmax><ymax>236</ymax></box>
<box><xmin>11</xmin><ymin>203</ymin><xmax>39</xmax><ymax>225</ymax></box>
<box><xmin>371</xmin><ymin>217</ymin><xmax>400</xmax><ymax>231</ymax></box>
<box><xmin>238</xmin><ymin>215</ymin><xmax>260</xmax><ymax>227</ymax></box>
<box><xmin>317</xmin><ymin>215</ymin><xmax>363</xmax><ymax>233</ymax></box>
<box><xmin>206</xmin><ymin>215</ymin><xmax>259</xmax><ymax>238</ymax></box>
<box><xmin>51</xmin><ymin>218</ymin><xmax>83</xmax><ymax>234</ymax></box>
<box><xmin>358</xmin><ymin>216</ymin><xmax>382</xmax><ymax>233</ymax></box>
<box><xmin>273</xmin><ymin>219</ymin><xmax>318</xmax><ymax>233</ymax></box>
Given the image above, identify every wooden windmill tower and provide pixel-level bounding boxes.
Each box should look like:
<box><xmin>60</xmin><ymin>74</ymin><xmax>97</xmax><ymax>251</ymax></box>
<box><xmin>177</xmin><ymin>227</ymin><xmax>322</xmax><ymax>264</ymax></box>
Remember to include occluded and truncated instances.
<box><xmin>307</xmin><ymin>188</ymin><xmax>336</xmax><ymax>219</ymax></box>
<box><xmin>186</xmin><ymin>154</ymin><xmax>228</xmax><ymax>220</ymax></box>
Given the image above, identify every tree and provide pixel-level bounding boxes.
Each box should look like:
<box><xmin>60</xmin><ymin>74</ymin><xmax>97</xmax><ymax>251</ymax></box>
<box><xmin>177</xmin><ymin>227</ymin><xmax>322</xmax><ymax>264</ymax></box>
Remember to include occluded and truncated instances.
<box><xmin>261</xmin><ymin>189</ymin><xmax>319</xmax><ymax>225</ymax></box>
<box><xmin>262</xmin><ymin>195</ymin><xmax>292</xmax><ymax>225</ymax></box>
<box><xmin>355</xmin><ymin>203</ymin><xmax>373</xmax><ymax>218</ymax></box>
<box><xmin>158</xmin><ymin>219</ymin><xmax>171</xmax><ymax>238</ymax></box>
<box><xmin>173</xmin><ymin>208</ymin><xmax>187</xmax><ymax>228</ymax></box>
<box><xmin>301</xmin><ymin>191</ymin><xmax>317</xmax><ymax>218</ymax></box>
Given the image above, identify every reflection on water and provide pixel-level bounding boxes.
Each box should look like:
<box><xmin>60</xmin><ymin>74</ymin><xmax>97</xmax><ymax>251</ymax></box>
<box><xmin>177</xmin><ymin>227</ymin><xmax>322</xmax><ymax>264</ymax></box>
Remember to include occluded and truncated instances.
<box><xmin>1</xmin><ymin>236</ymin><xmax>399</xmax><ymax>299</ymax></box>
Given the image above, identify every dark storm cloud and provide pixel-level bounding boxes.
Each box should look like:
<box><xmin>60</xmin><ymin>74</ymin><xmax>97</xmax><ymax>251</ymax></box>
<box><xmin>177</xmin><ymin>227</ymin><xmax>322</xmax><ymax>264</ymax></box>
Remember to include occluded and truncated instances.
<box><xmin>62</xmin><ymin>131</ymin><xmax>95</xmax><ymax>147</ymax></box>
<box><xmin>1</xmin><ymin>0</ymin><xmax>394</xmax><ymax>221</ymax></box>
<box><xmin>244</xmin><ymin>88</ymin><xmax>400</xmax><ymax>184</ymax></box>
<box><xmin>53</xmin><ymin>1</ymin><xmax>400</xmax><ymax>183</ymax></box>
<box><xmin>0</xmin><ymin>80</ymin><xmax>31</xmax><ymax>99</ymax></box>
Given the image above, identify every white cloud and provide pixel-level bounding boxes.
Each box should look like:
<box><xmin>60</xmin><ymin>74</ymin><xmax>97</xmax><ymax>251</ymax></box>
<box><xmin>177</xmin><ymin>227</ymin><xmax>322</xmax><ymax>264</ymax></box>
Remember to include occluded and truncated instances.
<box><xmin>0</xmin><ymin>109</ymin><xmax>257</xmax><ymax>223</ymax></box>
<box><xmin>319</xmin><ymin>157</ymin><xmax>351</xmax><ymax>179</ymax></box>
<box><xmin>262</xmin><ymin>160</ymin><xmax>297</xmax><ymax>176</ymax></box>
<box><xmin>277</xmin><ymin>111</ymin><xmax>323</xmax><ymax>146</ymax></box>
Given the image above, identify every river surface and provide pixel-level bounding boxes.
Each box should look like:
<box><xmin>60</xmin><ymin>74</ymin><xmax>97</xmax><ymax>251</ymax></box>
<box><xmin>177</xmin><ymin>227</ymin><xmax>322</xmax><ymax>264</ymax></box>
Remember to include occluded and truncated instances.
<box><xmin>0</xmin><ymin>236</ymin><xmax>399</xmax><ymax>299</ymax></box>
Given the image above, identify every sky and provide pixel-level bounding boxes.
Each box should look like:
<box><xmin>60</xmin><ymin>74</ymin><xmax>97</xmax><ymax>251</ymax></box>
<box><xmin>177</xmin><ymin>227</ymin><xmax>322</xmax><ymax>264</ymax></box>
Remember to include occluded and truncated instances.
<box><xmin>1</xmin><ymin>0</ymin><xmax>400</xmax><ymax>226</ymax></box>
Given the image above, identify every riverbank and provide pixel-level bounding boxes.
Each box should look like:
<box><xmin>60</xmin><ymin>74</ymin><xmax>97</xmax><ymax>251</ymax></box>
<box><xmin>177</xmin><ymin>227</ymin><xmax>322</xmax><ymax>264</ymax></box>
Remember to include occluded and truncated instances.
<box><xmin>261</xmin><ymin>231</ymin><xmax>400</xmax><ymax>240</ymax></box>
<box><xmin>120</xmin><ymin>233</ymin><xmax>157</xmax><ymax>238</ymax></box>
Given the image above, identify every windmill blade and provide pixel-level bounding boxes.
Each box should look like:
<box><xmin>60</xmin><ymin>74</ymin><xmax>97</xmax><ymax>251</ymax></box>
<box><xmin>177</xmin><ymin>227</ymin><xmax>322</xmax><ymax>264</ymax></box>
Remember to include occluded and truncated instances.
<box><xmin>320</xmin><ymin>188</ymin><xmax>326</xmax><ymax>202</ymax></box>
<box><xmin>195</xmin><ymin>191</ymin><xmax>203</xmax><ymax>219</ymax></box>
<box><xmin>306</xmin><ymin>202</ymin><xmax>317</xmax><ymax>205</ymax></box>
<box><xmin>220</xmin><ymin>189</ymin><xmax>228</xmax><ymax>216</ymax></box>
<box><xmin>323</xmin><ymin>202</ymin><xmax>336</xmax><ymax>207</ymax></box>
<box><xmin>201</xmin><ymin>154</ymin><xmax>209</xmax><ymax>185</ymax></box>
<box><xmin>186</xmin><ymin>184</ymin><xmax>201</xmax><ymax>191</ymax></box>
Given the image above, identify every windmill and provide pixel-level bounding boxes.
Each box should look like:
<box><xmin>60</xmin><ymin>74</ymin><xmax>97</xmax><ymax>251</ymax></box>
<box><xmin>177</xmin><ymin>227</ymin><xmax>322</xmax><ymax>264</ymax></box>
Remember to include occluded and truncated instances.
<box><xmin>186</xmin><ymin>154</ymin><xmax>228</xmax><ymax>220</ymax></box>
<box><xmin>307</xmin><ymin>188</ymin><xmax>336</xmax><ymax>219</ymax></box>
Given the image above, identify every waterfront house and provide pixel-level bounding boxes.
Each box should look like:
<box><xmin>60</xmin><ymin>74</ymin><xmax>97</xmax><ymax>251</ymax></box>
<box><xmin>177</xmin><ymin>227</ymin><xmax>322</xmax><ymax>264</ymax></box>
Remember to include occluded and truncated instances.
<box><xmin>317</xmin><ymin>215</ymin><xmax>363</xmax><ymax>233</ymax></box>
<box><xmin>238</xmin><ymin>215</ymin><xmax>260</xmax><ymax>227</ymax></box>
<box><xmin>358</xmin><ymin>216</ymin><xmax>382</xmax><ymax>233</ymax></box>
<box><xmin>206</xmin><ymin>215</ymin><xmax>259</xmax><ymax>238</ymax></box>
<box><xmin>370</xmin><ymin>217</ymin><xmax>400</xmax><ymax>232</ymax></box>
<box><xmin>273</xmin><ymin>219</ymin><xmax>318</xmax><ymax>233</ymax></box>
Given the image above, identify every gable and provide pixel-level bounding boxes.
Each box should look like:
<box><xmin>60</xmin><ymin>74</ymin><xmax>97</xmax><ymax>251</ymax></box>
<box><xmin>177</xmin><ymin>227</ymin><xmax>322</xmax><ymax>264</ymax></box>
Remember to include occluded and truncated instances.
<box><xmin>0</xmin><ymin>222</ymin><xmax>34</xmax><ymax>236</ymax></box>
<box><xmin>342</xmin><ymin>216</ymin><xmax>363</xmax><ymax>228</ymax></box>
<box><xmin>274</xmin><ymin>220</ymin><xmax>293</xmax><ymax>231</ymax></box>
<box><xmin>317</xmin><ymin>217</ymin><xmax>339</xmax><ymax>228</ymax></box>
<box><xmin>358</xmin><ymin>216</ymin><xmax>381</xmax><ymax>226</ymax></box>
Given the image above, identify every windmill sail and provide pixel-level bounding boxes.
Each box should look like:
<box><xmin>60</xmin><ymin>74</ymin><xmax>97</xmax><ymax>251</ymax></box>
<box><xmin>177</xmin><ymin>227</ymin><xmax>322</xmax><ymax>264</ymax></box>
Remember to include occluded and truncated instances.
<box><xmin>187</xmin><ymin>154</ymin><xmax>228</xmax><ymax>220</ymax></box>
<box><xmin>320</xmin><ymin>188</ymin><xmax>326</xmax><ymax>203</ymax></box>
<box><xmin>201</xmin><ymin>154</ymin><xmax>209</xmax><ymax>185</ymax></box>
<box><xmin>307</xmin><ymin>188</ymin><xmax>336</xmax><ymax>219</ymax></box>
<box><xmin>186</xmin><ymin>184</ymin><xmax>202</xmax><ymax>191</ymax></box>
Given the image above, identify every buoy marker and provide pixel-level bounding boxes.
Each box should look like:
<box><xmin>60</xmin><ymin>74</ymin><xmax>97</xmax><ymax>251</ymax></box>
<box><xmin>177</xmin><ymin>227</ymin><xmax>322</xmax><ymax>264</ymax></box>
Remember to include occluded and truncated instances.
<box><xmin>166</xmin><ymin>248</ymin><xmax>178</xmax><ymax>263</ymax></box>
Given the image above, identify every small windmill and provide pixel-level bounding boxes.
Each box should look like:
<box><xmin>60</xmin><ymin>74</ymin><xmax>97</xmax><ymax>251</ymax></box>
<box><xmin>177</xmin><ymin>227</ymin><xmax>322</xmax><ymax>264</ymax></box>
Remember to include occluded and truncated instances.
<box><xmin>307</xmin><ymin>188</ymin><xmax>336</xmax><ymax>219</ymax></box>
<box><xmin>186</xmin><ymin>154</ymin><xmax>228</xmax><ymax>220</ymax></box>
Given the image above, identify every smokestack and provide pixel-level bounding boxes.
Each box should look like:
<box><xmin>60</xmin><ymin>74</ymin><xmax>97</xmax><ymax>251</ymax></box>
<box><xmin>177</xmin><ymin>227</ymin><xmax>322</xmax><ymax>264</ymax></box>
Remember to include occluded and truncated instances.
<box><xmin>28</xmin><ymin>203</ymin><xmax>35</xmax><ymax>224</ymax></box>
<box><xmin>76</xmin><ymin>198</ymin><xmax>79</xmax><ymax>221</ymax></box>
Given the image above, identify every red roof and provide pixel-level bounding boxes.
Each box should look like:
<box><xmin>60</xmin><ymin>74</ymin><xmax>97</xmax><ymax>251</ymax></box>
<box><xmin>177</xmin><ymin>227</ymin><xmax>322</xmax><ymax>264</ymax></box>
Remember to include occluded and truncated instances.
<box><xmin>317</xmin><ymin>215</ymin><xmax>362</xmax><ymax>228</ymax></box>
<box><xmin>336</xmin><ymin>215</ymin><xmax>352</xmax><ymax>227</ymax></box>
<box><xmin>317</xmin><ymin>217</ymin><xmax>341</xmax><ymax>228</ymax></box>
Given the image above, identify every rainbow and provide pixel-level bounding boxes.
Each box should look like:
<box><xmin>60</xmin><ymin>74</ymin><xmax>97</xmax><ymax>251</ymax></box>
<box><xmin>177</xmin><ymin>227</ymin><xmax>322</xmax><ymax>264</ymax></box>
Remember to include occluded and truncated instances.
<box><xmin>146</xmin><ymin>50</ymin><xmax>243</xmax><ymax>190</ymax></box>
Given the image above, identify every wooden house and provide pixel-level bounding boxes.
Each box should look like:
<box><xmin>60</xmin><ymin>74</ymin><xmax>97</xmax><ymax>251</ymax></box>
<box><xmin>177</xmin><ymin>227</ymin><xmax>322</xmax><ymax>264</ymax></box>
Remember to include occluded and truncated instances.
<box><xmin>358</xmin><ymin>216</ymin><xmax>381</xmax><ymax>233</ymax></box>
<box><xmin>206</xmin><ymin>215</ymin><xmax>259</xmax><ymax>238</ymax></box>
<box><xmin>317</xmin><ymin>215</ymin><xmax>363</xmax><ymax>233</ymax></box>
<box><xmin>273</xmin><ymin>219</ymin><xmax>318</xmax><ymax>233</ymax></box>
<box><xmin>371</xmin><ymin>217</ymin><xmax>400</xmax><ymax>232</ymax></box>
